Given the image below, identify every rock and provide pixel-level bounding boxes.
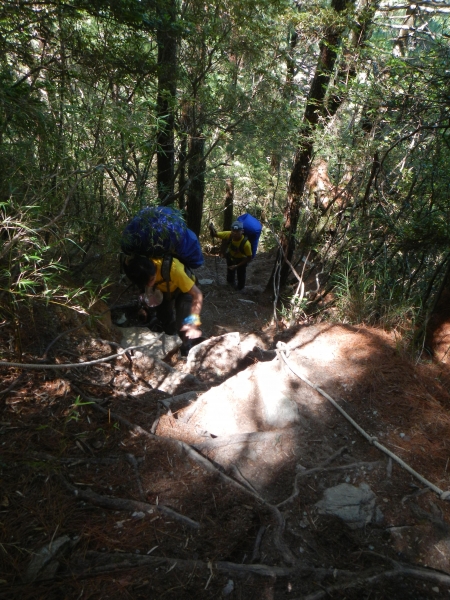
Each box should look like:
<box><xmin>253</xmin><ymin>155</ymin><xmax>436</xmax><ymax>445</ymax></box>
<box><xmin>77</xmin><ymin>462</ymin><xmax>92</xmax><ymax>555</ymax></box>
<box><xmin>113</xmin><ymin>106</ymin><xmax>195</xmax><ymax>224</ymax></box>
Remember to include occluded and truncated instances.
<box><xmin>315</xmin><ymin>483</ymin><xmax>379</xmax><ymax>529</ymax></box>
<box><xmin>180</xmin><ymin>356</ymin><xmax>301</xmax><ymax>436</ymax></box>
<box><xmin>198</xmin><ymin>278</ymin><xmax>214</xmax><ymax>285</ymax></box>
<box><xmin>131</xmin><ymin>354</ymin><xmax>200</xmax><ymax>393</ymax></box>
<box><xmin>239</xmin><ymin>285</ymin><xmax>265</xmax><ymax>296</ymax></box>
<box><xmin>211</xmin><ymin>324</ymin><xmax>236</xmax><ymax>336</ymax></box>
<box><xmin>160</xmin><ymin>391</ymin><xmax>199</xmax><ymax>411</ymax></box>
<box><xmin>222</xmin><ymin>580</ymin><xmax>234</xmax><ymax>596</ymax></box>
<box><xmin>120</xmin><ymin>327</ymin><xmax>182</xmax><ymax>360</ymax></box>
<box><xmin>185</xmin><ymin>333</ymin><xmax>241</xmax><ymax>382</ymax></box>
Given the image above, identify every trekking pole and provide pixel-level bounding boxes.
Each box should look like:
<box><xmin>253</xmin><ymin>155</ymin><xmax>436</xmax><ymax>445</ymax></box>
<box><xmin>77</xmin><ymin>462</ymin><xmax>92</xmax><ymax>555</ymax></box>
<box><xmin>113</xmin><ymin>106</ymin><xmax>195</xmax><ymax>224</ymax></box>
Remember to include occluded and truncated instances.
<box><xmin>209</xmin><ymin>222</ymin><xmax>220</xmax><ymax>284</ymax></box>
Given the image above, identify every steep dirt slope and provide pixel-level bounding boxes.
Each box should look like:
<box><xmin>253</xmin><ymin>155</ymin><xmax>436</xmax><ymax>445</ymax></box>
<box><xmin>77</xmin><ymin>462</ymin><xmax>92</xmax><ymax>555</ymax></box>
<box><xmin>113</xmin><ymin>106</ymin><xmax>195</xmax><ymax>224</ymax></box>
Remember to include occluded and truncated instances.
<box><xmin>1</xmin><ymin>254</ymin><xmax>450</xmax><ymax>599</ymax></box>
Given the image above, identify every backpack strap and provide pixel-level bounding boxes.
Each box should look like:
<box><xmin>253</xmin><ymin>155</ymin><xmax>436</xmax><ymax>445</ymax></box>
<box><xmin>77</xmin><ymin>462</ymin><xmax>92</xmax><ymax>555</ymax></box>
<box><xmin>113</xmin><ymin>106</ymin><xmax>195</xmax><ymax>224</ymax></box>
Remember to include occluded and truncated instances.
<box><xmin>227</xmin><ymin>234</ymin><xmax>248</xmax><ymax>256</ymax></box>
<box><xmin>153</xmin><ymin>255</ymin><xmax>173</xmax><ymax>301</ymax></box>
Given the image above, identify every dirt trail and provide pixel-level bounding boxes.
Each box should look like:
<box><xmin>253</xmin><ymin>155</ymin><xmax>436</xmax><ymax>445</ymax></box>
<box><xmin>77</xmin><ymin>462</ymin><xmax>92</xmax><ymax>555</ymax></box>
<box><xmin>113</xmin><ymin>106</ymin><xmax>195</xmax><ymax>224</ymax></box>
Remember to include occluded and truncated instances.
<box><xmin>2</xmin><ymin>253</ymin><xmax>450</xmax><ymax>599</ymax></box>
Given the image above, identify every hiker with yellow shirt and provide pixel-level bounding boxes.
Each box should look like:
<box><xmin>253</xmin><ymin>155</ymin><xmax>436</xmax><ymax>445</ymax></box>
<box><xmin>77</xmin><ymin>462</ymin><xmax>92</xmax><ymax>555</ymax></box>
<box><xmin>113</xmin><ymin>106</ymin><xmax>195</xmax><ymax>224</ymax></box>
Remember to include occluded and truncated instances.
<box><xmin>123</xmin><ymin>255</ymin><xmax>204</xmax><ymax>356</ymax></box>
<box><xmin>209</xmin><ymin>220</ymin><xmax>252</xmax><ymax>291</ymax></box>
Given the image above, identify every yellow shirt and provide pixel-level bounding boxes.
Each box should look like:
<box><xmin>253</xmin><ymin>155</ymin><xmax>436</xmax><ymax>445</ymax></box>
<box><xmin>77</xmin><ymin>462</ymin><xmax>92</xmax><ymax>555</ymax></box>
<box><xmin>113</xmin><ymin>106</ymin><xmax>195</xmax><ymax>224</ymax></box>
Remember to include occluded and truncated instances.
<box><xmin>152</xmin><ymin>257</ymin><xmax>195</xmax><ymax>294</ymax></box>
<box><xmin>216</xmin><ymin>231</ymin><xmax>252</xmax><ymax>259</ymax></box>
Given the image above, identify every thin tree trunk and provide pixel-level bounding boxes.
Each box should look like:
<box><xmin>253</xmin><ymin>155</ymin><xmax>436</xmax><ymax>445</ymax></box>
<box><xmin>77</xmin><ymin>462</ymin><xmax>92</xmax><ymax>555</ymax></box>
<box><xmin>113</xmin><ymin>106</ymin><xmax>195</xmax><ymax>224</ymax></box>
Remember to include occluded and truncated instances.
<box><xmin>220</xmin><ymin>177</ymin><xmax>234</xmax><ymax>255</ymax></box>
<box><xmin>177</xmin><ymin>100</ymin><xmax>189</xmax><ymax>211</ymax></box>
<box><xmin>274</xmin><ymin>0</ymin><xmax>365</xmax><ymax>289</ymax></box>
<box><xmin>185</xmin><ymin>134</ymin><xmax>205</xmax><ymax>236</ymax></box>
<box><xmin>156</xmin><ymin>0</ymin><xmax>177</xmax><ymax>203</ymax></box>
<box><xmin>223</xmin><ymin>177</ymin><xmax>234</xmax><ymax>230</ymax></box>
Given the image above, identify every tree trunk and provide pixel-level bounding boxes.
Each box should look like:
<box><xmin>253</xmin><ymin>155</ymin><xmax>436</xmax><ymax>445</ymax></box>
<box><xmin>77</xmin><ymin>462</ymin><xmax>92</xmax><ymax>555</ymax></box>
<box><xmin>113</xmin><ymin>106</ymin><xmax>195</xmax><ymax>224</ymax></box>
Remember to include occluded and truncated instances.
<box><xmin>156</xmin><ymin>0</ymin><xmax>177</xmax><ymax>204</ymax></box>
<box><xmin>220</xmin><ymin>177</ymin><xmax>234</xmax><ymax>255</ymax></box>
<box><xmin>223</xmin><ymin>177</ymin><xmax>234</xmax><ymax>230</ymax></box>
<box><xmin>185</xmin><ymin>134</ymin><xmax>205</xmax><ymax>236</ymax></box>
<box><xmin>178</xmin><ymin>135</ymin><xmax>187</xmax><ymax>211</ymax></box>
<box><xmin>177</xmin><ymin>100</ymin><xmax>189</xmax><ymax>211</ymax></box>
<box><xmin>275</xmin><ymin>0</ymin><xmax>354</xmax><ymax>289</ymax></box>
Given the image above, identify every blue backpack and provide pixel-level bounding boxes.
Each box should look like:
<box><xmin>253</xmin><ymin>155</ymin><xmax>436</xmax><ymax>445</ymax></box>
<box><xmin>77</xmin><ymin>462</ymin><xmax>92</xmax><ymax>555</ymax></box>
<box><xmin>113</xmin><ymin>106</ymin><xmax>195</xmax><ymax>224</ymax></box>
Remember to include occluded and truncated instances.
<box><xmin>121</xmin><ymin>206</ymin><xmax>204</xmax><ymax>269</ymax></box>
<box><xmin>237</xmin><ymin>213</ymin><xmax>262</xmax><ymax>259</ymax></box>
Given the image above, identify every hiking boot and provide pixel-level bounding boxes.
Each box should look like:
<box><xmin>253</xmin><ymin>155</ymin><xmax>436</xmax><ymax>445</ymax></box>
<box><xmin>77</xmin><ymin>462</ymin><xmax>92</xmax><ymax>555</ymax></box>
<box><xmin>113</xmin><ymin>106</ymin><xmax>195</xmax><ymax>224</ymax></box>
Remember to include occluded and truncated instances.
<box><xmin>180</xmin><ymin>336</ymin><xmax>207</xmax><ymax>357</ymax></box>
<box><xmin>180</xmin><ymin>341</ymin><xmax>192</xmax><ymax>357</ymax></box>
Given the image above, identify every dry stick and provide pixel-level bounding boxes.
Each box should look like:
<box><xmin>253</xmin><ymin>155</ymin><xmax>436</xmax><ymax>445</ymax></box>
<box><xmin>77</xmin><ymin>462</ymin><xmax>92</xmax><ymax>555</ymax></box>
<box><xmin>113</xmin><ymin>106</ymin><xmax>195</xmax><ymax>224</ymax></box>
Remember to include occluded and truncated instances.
<box><xmin>58</xmin><ymin>474</ymin><xmax>200</xmax><ymax>530</ymax></box>
<box><xmin>87</xmin><ymin>398</ymin><xmax>297</xmax><ymax>565</ymax></box>
<box><xmin>150</xmin><ymin>405</ymin><xmax>161</xmax><ymax>435</ymax></box>
<box><xmin>272</xmin><ymin>253</ymin><xmax>281</xmax><ymax>327</ymax></box>
<box><xmin>30</xmin><ymin>451</ymin><xmax>121</xmax><ymax>466</ymax></box>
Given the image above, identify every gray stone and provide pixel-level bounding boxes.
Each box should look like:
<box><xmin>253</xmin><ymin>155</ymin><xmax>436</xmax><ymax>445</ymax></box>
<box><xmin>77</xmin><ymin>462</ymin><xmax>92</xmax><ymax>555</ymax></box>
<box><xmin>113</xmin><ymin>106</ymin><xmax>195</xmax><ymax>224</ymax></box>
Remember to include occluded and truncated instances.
<box><xmin>120</xmin><ymin>327</ymin><xmax>181</xmax><ymax>360</ymax></box>
<box><xmin>185</xmin><ymin>333</ymin><xmax>241</xmax><ymax>382</ymax></box>
<box><xmin>131</xmin><ymin>354</ymin><xmax>200</xmax><ymax>393</ymax></box>
<box><xmin>315</xmin><ymin>483</ymin><xmax>377</xmax><ymax>529</ymax></box>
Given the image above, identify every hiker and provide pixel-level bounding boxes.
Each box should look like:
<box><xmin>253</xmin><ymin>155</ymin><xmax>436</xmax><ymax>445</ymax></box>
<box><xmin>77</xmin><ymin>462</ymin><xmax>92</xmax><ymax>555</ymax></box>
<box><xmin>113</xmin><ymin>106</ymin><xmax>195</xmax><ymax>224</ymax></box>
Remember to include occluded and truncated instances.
<box><xmin>209</xmin><ymin>220</ymin><xmax>252</xmax><ymax>291</ymax></box>
<box><xmin>122</xmin><ymin>254</ymin><xmax>204</xmax><ymax>356</ymax></box>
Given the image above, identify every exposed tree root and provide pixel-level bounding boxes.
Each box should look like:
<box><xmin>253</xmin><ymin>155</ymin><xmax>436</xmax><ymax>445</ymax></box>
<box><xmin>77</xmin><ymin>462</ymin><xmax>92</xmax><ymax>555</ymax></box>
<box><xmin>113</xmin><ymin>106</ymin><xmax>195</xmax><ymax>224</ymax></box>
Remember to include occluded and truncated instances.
<box><xmin>86</xmin><ymin>395</ymin><xmax>298</xmax><ymax>565</ymax></box>
<box><xmin>65</xmin><ymin>551</ymin><xmax>303</xmax><ymax>579</ymax></box>
<box><xmin>300</xmin><ymin>564</ymin><xmax>450</xmax><ymax>600</ymax></box>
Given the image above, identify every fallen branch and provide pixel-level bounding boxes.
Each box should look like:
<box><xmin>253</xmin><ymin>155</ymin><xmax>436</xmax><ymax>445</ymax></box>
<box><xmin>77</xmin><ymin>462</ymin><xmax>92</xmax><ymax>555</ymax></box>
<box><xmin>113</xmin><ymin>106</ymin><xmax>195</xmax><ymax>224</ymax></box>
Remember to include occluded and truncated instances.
<box><xmin>58</xmin><ymin>475</ymin><xmax>200</xmax><ymax>530</ymax></box>
<box><xmin>29</xmin><ymin>451</ymin><xmax>121</xmax><ymax>466</ymax></box>
<box><xmin>160</xmin><ymin>391</ymin><xmax>199</xmax><ymax>411</ymax></box>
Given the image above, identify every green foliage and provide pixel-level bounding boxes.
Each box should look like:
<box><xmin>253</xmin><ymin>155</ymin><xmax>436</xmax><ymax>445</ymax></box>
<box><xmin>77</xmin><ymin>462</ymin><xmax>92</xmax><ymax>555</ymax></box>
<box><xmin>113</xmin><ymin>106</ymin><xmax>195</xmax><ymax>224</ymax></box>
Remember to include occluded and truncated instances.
<box><xmin>65</xmin><ymin>396</ymin><xmax>94</xmax><ymax>425</ymax></box>
<box><xmin>329</xmin><ymin>252</ymin><xmax>421</xmax><ymax>333</ymax></box>
<box><xmin>278</xmin><ymin>292</ymin><xmax>309</xmax><ymax>327</ymax></box>
<box><xmin>0</xmin><ymin>0</ymin><xmax>450</xmax><ymax>346</ymax></box>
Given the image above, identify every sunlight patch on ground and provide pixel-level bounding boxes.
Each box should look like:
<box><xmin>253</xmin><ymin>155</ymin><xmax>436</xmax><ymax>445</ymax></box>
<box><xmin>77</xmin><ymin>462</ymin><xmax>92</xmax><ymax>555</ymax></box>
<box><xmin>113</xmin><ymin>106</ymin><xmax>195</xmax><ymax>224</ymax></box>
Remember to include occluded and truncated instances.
<box><xmin>191</xmin><ymin>360</ymin><xmax>302</xmax><ymax>436</ymax></box>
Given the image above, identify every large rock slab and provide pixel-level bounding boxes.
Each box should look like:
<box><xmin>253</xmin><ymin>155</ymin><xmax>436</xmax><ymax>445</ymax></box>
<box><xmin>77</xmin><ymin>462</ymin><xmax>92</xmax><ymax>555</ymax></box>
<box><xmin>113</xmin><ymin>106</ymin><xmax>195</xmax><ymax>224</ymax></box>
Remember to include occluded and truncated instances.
<box><xmin>185</xmin><ymin>333</ymin><xmax>241</xmax><ymax>382</ymax></box>
<box><xmin>179</xmin><ymin>355</ymin><xmax>302</xmax><ymax>436</ymax></box>
<box><xmin>120</xmin><ymin>327</ymin><xmax>181</xmax><ymax>360</ymax></box>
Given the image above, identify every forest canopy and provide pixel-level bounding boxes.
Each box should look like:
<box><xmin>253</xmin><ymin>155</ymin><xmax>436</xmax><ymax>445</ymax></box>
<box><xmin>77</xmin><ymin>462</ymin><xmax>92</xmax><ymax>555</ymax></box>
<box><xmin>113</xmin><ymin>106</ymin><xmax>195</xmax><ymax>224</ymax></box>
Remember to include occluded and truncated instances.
<box><xmin>1</xmin><ymin>0</ymin><xmax>450</xmax><ymax>347</ymax></box>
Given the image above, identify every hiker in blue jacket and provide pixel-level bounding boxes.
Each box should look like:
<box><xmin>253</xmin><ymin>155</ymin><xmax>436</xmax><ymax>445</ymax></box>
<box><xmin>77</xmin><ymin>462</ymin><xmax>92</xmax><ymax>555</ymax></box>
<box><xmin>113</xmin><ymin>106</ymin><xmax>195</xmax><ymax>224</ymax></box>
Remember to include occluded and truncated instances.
<box><xmin>209</xmin><ymin>220</ymin><xmax>252</xmax><ymax>291</ymax></box>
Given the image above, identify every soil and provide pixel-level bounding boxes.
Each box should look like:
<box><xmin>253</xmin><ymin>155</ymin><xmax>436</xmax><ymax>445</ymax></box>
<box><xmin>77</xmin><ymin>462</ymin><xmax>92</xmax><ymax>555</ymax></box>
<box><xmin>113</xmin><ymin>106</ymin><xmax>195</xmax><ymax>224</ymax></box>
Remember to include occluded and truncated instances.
<box><xmin>2</xmin><ymin>252</ymin><xmax>450</xmax><ymax>599</ymax></box>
